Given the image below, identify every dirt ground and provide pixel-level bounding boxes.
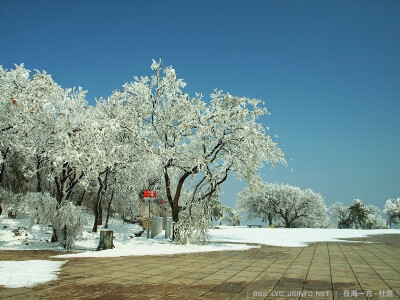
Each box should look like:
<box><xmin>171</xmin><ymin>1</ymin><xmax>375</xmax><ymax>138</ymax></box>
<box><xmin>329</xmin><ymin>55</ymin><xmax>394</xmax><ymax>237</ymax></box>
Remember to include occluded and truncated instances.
<box><xmin>0</xmin><ymin>234</ymin><xmax>399</xmax><ymax>299</ymax></box>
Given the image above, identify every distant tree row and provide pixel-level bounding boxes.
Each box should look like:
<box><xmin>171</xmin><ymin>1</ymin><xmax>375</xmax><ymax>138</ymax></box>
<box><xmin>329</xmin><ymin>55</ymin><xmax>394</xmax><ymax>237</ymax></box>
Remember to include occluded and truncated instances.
<box><xmin>237</xmin><ymin>182</ymin><xmax>398</xmax><ymax>229</ymax></box>
<box><xmin>329</xmin><ymin>199</ymin><xmax>387</xmax><ymax>229</ymax></box>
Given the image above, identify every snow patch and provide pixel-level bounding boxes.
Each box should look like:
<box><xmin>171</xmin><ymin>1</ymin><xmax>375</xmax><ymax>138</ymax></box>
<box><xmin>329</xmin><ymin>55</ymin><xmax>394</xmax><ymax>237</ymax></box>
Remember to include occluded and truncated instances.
<box><xmin>0</xmin><ymin>260</ymin><xmax>67</xmax><ymax>288</ymax></box>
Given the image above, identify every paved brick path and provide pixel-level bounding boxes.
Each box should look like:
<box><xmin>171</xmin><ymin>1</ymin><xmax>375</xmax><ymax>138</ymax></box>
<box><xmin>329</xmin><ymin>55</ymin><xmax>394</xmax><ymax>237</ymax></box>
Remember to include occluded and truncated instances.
<box><xmin>0</xmin><ymin>234</ymin><xmax>399</xmax><ymax>299</ymax></box>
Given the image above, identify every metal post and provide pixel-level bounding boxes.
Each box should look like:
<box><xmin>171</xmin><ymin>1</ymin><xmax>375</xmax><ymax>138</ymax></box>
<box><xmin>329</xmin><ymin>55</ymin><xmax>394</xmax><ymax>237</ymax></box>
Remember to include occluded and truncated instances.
<box><xmin>165</xmin><ymin>217</ymin><xmax>172</xmax><ymax>239</ymax></box>
<box><xmin>172</xmin><ymin>221</ymin><xmax>175</xmax><ymax>241</ymax></box>
<box><xmin>147</xmin><ymin>198</ymin><xmax>150</xmax><ymax>239</ymax></box>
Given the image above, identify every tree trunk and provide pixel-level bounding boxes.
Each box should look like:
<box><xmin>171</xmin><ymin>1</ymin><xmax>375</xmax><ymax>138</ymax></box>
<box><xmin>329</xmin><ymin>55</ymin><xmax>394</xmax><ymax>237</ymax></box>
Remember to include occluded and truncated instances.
<box><xmin>172</xmin><ymin>204</ymin><xmax>179</xmax><ymax>223</ymax></box>
<box><xmin>51</xmin><ymin>165</ymin><xmax>69</xmax><ymax>243</ymax></box>
<box><xmin>62</xmin><ymin>225</ymin><xmax>68</xmax><ymax>248</ymax></box>
<box><xmin>54</xmin><ymin>163</ymin><xmax>68</xmax><ymax>205</ymax></box>
<box><xmin>0</xmin><ymin>147</ymin><xmax>8</xmax><ymax>186</ymax></box>
<box><xmin>0</xmin><ymin>148</ymin><xmax>8</xmax><ymax>215</ymax></box>
<box><xmin>268</xmin><ymin>213</ymin><xmax>272</xmax><ymax>226</ymax></box>
<box><xmin>164</xmin><ymin>167</ymin><xmax>192</xmax><ymax>240</ymax></box>
<box><xmin>92</xmin><ymin>169</ymin><xmax>109</xmax><ymax>232</ymax></box>
<box><xmin>105</xmin><ymin>189</ymin><xmax>114</xmax><ymax>229</ymax></box>
<box><xmin>36</xmin><ymin>155</ymin><xmax>42</xmax><ymax>193</ymax></box>
<box><xmin>98</xmin><ymin>200</ymin><xmax>103</xmax><ymax>225</ymax></box>
<box><xmin>77</xmin><ymin>190</ymin><xmax>85</xmax><ymax>206</ymax></box>
<box><xmin>92</xmin><ymin>188</ymin><xmax>101</xmax><ymax>232</ymax></box>
<box><xmin>51</xmin><ymin>227</ymin><xmax>58</xmax><ymax>243</ymax></box>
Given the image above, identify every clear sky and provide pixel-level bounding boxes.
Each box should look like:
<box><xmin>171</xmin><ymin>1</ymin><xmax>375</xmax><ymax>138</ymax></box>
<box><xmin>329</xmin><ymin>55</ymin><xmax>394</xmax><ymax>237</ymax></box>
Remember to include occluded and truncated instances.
<box><xmin>1</xmin><ymin>0</ymin><xmax>399</xmax><ymax>217</ymax></box>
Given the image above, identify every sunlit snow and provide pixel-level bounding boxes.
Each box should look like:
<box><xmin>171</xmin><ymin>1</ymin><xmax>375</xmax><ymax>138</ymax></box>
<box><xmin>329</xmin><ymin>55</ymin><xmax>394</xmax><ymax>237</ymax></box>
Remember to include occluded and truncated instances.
<box><xmin>209</xmin><ymin>226</ymin><xmax>400</xmax><ymax>247</ymax></box>
<box><xmin>0</xmin><ymin>260</ymin><xmax>66</xmax><ymax>288</ymax></box>
<box><xmin>57</xmin><ymin>238</ymin><xmax>258</xmax><ymax>258</ymax></box>
<box><xmin>1</xmin><ymin>215</ymin><xmax>400</xmax><ymax>260</ymax></box>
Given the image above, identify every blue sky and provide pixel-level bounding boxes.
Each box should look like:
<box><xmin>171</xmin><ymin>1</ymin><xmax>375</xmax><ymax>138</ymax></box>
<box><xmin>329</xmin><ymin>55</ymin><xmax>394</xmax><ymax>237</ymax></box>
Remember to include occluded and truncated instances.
<box><xmin>1</xmin><ymin>0</ymin><xmax>399</xmax><ymax>218</ymax></box>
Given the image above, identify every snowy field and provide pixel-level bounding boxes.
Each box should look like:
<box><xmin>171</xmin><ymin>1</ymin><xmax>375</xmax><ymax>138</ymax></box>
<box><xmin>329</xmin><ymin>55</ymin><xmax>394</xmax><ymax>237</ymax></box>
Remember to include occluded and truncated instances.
<box><xmin>0</xmin><ymin>215</ymin><xmax>259</xmax><ymax>256</ymax></box>
<box><xmin>1</xmin><ymin>215</ymin><xmax>400</xmax><ymax>256</ymax></box>
<box><xmin>209</xmin><ymin>226</ymin><xmax>400</xmax><ymax>247</ymax></box>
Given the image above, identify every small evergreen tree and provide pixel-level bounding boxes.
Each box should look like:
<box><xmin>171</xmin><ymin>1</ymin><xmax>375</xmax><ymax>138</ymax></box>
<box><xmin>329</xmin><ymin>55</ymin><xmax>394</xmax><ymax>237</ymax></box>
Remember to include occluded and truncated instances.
<box><xmin>348</xmin><ymin>199</ymin><xmax>371</xmax><ymax>229</ymax></box>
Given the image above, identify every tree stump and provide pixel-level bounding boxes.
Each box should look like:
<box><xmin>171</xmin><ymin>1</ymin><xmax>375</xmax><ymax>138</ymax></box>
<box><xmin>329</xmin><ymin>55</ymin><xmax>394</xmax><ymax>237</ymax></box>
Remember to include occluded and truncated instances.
<box><xmin>97</xmin><ymin>230</ymin><xmax>115</xmax><ymax>250</ymax></box>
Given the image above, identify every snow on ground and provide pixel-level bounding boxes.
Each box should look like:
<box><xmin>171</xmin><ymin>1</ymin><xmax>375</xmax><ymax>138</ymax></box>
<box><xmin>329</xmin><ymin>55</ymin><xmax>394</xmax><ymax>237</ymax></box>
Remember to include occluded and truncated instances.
<box><xmin>74</xmin><ymin>218</ymin><xmax>145</xmax><ymax>251</ymax></box>
<box><xmin>0</xmin><ymin>260</ymin><xmax>66</xmax><ymax>288</ymax></box>
<box><xmin>0</xmin><ymin>215</ymin><xmax>258</xmax><ymax>257</ymax></box>
<box><xmin>57</xmin><ymin>237</ymin><xmax>258</xmax><ymax>258</ymax></box>
<box><xmin>0</xmin><ymin>213</ymin><xmax>145</xmax><ymax>251</ymax></box>
<box><xmin>2</xmin><ymin>215</ymin><xmax>400</xmax><ymax>259</ymax></box>
<box><xmin>208</xmin><ymin>226</ymin><xmax>400</xmax><ymax>247</ymax></box>
<box><xmin>0</xmin><ymin>215</ymin><xmax>64</xmax><ymax>250</ymax></box>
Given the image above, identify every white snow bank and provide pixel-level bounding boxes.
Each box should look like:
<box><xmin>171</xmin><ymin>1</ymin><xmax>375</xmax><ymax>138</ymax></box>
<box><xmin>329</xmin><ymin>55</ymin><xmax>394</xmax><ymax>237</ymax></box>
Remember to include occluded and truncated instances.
<box><xmin>56</xmin><ymin>236</ymin><xmax>258</xmax><ymax>258</ymax></box>
<box><xmin>208</xmin><ymin>227</ymin><xmax>400</xmax><ymax>247</ymax></box>
<box><xmin>0</xmin><ymin>216</ymin><xmax>64</xmax><ymax>250</ymax></box>
<box><xmin>0</xmin><ymin>214</ymin><xmax>143</xmax><ymax>251</ymax></box>
<box><xmin>0</xmin><ymin>260</ymin><xmax>67</xmax><ymax>288</ymax></box>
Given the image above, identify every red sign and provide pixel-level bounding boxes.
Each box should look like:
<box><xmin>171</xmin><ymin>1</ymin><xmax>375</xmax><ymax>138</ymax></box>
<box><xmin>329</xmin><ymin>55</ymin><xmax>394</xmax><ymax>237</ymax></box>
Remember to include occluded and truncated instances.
<box><xmin>143</xmin><ymin>190</ymin><xmax>157</xmax><ymax>198</ymax></box>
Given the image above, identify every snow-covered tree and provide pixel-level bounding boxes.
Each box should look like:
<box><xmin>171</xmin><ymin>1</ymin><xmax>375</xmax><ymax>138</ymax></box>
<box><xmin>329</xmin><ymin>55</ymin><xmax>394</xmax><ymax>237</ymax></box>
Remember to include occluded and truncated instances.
<box><xmin>172</xmin><ymin>186</ymin><xmax>211</xmax><ymax>244</ymax></box>
<box><xmin>292</xmin><ymin>189</ymin><xmax>331</xmax><ymax>228</ymax></box>
<box><xmin>219</xmin><ymin>207</ymin><xmax>242</xmax><ymax>226</ymax></box>
<box><xmin>384</xmin><ymin>198</ymin><xmax>400</xmax><ymax>228</ymax></box>
<box><xmin>0</xmin><ymin>64</ymin><xmax>93</xmax><ymax>245</ymax></box>
<box><xmin>330</xmin><ymin>200</ymin><xmax>388</xmax><ymax>229</ymax></box>
<box><xmin>271</xmin><ymin>185</ymin><xmax>329</xmax><ymax>228</ymax></box>
<box><xmin>0</xmin><ymin>64</ymin><xmax>34</xmax><ymax>213</ymax></box>
<box><xmin>103</xmin><ymin>167</ymin><xmax>145</xmax><ymax>227</ymax></box>
<box><xmin>0</xmin><ymin>188</ymin><xmax>24</xmax><ymax>218</ymax></box>
<box><xmin>367</xmin><ymin>214</ymin><xmax>387</xmax><ymax>229</ymax></box>
<box><xmin>108</xmin><ymin>60</ymin><xmax>285</xmax><ymax>242</ymax></box>
<box><xmin>86</xmin><ymin>98</ymin><xmax>146</xmax><ymax>231</ymax></box>
<box><xmin>0</xmin><ymin>64</ymin><xmax>87</xmax><ymax>196</ymax></box>
<box><xmin>237</xmin><ymin>185</ymin><xmax>278</xmax><ymax>226</ymax></box>
<box><xmin>21</xmin><ymin>192</ymin><xmax>86</xmax><ymax>248</ymax></box>
<box><xmin>238</xmin><ymin>183</ymin><xmax>329</xmax><ymax>228</ymax></box>
<box><xmin>2</xmin><ymin>60</ymin><xmax>285</xmax><ymax>244</ymax></box>
<box><xmin>365</xmin><ymin>205</ymin><xmax>385</xmax><ymax>228</ymax></box>
<box><xmin>329</xmin><ymin>202</ymin><xmax>353</xmax><ymax>229</ymax></box>
<box><xmin>210</xmin><ymin>197</ymin><xmax>224</xmax><ymax>223</ymax></box>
